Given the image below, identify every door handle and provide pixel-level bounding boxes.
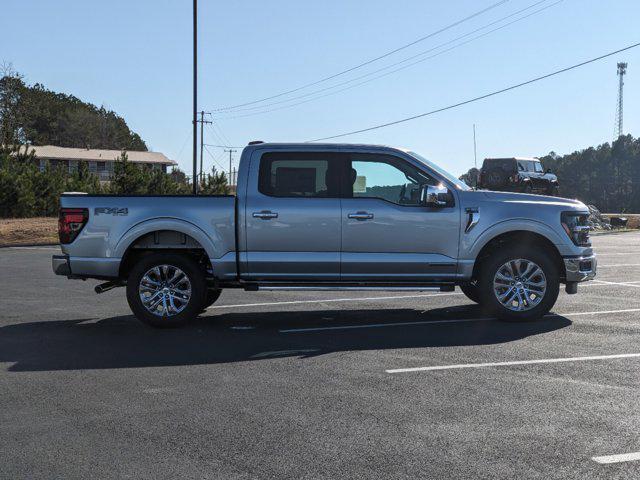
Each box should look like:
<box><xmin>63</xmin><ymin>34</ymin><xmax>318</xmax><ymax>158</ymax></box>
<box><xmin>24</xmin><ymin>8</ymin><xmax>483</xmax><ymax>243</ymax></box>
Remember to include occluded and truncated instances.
<box><xmin>253</xmin><ymin>210</ymin><xmax>278</xmax><ymax>219</ymax></box>
<box><xmin>348</xmin><ymin>211</ymin><xmax>374</xmax><ymax>220</ymax></box>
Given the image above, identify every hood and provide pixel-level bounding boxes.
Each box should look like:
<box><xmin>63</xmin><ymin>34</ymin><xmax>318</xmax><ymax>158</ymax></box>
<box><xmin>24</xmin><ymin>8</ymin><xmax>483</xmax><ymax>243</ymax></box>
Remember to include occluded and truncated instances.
<box><xmin>461</xmin><ymin>189</ymin><xmax>587</xmax><ymax>211</ymax></box>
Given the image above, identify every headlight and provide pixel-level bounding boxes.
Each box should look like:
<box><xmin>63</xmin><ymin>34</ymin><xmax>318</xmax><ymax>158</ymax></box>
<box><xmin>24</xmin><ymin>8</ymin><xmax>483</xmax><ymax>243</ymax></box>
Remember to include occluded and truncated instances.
<box><xmin>561</xmin><ymin>212</ymin><xmax>591</xmax><ymax>247</ymax></box>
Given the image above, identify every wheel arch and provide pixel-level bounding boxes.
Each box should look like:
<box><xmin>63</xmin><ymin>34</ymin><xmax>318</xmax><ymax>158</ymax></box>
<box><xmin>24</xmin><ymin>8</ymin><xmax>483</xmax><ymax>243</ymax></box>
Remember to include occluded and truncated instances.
<box><xmin>471</xmin><ymin>230</ymin><xmax>566</xmax><ymax>281</ymax></box>
<box><xmin>115</xmin><ymin>219</ymin><xmax>221</xmax><ymax>278</ymax></box>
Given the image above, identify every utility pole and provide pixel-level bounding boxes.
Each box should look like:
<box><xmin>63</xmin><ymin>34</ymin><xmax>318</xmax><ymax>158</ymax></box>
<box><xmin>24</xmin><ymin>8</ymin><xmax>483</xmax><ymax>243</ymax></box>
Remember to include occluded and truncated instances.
<box><xmin>192</xmin><ymin>0</ymin><xmax>198</xmax><ymax>194</ymax></box>
<box><xmin>197</xmin><ymin>111</ymin><xmax>212</xmax><ymax>184</ymax></box>
<box><xmin>224</xmin><ymin>149</ymin><xmax>237</xmax><ymax>186</ymax></box>
<box><xmin>615</xmin><ymin>62</ymin><xmax>627</xmax><ymax>139</ymax></box>
<box><xmin>473</xmin><ymin>124</ymin><xmax>478</xmax><ymax>188</ymax></box>
<box><xmin>473</xmin><ymin>124</ymin><xmax>478</xmax><ymax>169</ymax></box>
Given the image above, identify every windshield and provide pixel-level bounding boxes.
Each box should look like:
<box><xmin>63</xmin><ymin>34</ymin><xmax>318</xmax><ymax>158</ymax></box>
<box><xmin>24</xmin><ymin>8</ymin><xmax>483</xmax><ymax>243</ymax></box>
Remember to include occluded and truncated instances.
<box><xmin>407</xmin><ymin>151</ymin><xmax>471</xmax><ymax>190</ymax></box>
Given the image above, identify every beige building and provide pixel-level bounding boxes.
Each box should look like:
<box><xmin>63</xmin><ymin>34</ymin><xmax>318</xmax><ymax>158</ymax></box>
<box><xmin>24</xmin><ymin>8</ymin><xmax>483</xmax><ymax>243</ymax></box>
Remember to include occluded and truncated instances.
<box><xmin>22</xmin><ymin>145</ymin><xmax>177</xmax><ymax>181</ymax></box>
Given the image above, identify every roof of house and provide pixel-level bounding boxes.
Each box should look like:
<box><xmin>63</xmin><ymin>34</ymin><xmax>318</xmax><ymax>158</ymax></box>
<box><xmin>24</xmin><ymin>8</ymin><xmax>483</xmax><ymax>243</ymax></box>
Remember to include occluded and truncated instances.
<box><xmin>20</xmin><ymin>145</ymin><xmax>177</xmax><ymax>165</ymax></box>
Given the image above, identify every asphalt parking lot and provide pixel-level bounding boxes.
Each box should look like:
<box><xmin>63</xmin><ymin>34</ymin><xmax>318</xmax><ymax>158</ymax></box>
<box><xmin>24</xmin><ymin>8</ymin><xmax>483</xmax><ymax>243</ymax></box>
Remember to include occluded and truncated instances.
<box><xmin>2</xmin><ymin>232</ymin><xmax>640</xmax><ymax>480</ymax></box>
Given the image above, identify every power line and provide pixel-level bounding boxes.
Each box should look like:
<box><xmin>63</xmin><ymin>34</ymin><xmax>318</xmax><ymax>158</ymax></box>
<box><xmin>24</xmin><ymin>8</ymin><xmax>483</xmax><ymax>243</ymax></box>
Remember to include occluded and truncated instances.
<box><xmin>203</xmin><ymin>144</ymin><xmax>228</xmax><ymax>172</ymax></box>
<box><xmin>214</xmin><ymin>0</ymin><xmax>554</xmax><ymax>117</ymax></box>
<box><xmin>308</xmin><ymin>41</ymin><xmax>640</xmax><ymax>142</ymax></box>
<box><xmin>212</xmin><ymin>0</ymin><xmax>511</xmax><ymax>112</ymax></box>
<box><xmin>215</xmin><ymin>0</ymin><xmax>562</xmax><ymax>120</ymax></box>
<box><xmin>204</xmin><ymin>143</ymin><xmax>242</xmax><ymax>149</ymax></box>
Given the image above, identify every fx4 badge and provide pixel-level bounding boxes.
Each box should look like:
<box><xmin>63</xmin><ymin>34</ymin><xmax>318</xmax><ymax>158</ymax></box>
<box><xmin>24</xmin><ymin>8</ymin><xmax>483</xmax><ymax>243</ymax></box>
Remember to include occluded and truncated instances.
<box><xmin>95</xmin><ymin>207</ymin><xmax>128</xmax><ymax>216</ymax></box>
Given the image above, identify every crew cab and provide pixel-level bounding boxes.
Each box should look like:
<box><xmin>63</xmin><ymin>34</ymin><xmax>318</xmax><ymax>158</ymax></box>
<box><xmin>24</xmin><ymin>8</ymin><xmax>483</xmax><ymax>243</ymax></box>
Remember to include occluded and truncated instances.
<box><xmin>53</xmin><ymin>143</ymin><xmax>596</xmax><ymax>327</ymax></box>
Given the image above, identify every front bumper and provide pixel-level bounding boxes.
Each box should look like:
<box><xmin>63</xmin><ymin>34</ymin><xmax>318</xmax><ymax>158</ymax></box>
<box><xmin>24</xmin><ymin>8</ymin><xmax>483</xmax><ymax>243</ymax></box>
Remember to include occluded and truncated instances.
<box><xmin>564</xmin><ymin>254</ymin><xmax>597</xmax><ymax>282</ymax></box>
<box><xmin>52</xmin><ymin>254</ymin><xmax>71</xmax><ymax>276</ymax></box>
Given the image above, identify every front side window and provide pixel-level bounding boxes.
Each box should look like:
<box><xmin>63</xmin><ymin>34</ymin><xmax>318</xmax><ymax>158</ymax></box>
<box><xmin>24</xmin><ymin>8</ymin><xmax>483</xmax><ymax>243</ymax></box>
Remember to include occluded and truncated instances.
<box><xmin>258</xmin><ymin>152</ymin><xmax>342</xmax><ymax>198</ymax></box>
<box><xmin>533</xmin><ymin>162</ymin><xmax>544</xmax><ymax>173</ymax></box>
<box><xmin>348</xmin><ymin>154</ymin><xmax>436</xmax><ymax>206</ymax></box>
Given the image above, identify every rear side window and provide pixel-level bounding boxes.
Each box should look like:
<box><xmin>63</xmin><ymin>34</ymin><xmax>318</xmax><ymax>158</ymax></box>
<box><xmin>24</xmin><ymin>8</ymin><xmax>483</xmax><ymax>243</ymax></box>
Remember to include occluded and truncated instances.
<box><xmin>483</xmin><ymin>159</ymin><xmax>516</xmax><ymax>172</ymax></box>
<box><xmin>258</xmin><ymin>152</ymin><xmax>343</xmax><ymax>198</ymax></box>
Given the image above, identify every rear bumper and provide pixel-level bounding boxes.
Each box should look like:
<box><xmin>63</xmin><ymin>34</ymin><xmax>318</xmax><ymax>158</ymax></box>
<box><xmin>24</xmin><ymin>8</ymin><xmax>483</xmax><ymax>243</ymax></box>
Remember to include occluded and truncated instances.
<box><xmin>564</xmin><ymin>254</ymin><xmax>597</xmax><ymax>282</ymax></box>
<box><xmin>52</xmin><ymin>255</ymin><xmax>71</xmax><ymax>276</ymax></box>
<box><xmin>52</xmin><ymin>255</ymin><xmax>120</xmax><ymax>279</ymax></box>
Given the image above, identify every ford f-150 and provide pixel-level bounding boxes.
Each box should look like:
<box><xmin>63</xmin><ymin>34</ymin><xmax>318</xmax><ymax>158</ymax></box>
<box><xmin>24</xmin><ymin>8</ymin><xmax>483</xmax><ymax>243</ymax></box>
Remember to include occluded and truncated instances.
<box><xmin>52</xmin><ymin>143</ymin><xmax>596</xmax><ymax>327</ymax></box>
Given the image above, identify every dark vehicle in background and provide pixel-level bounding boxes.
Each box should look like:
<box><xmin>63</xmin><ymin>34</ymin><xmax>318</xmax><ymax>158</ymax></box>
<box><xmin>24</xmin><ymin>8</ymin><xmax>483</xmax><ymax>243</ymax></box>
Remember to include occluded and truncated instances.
<box><xmin>478</xmin><ymin>157</ymin><xmax>559</xmax><ymax>195</ymax></box>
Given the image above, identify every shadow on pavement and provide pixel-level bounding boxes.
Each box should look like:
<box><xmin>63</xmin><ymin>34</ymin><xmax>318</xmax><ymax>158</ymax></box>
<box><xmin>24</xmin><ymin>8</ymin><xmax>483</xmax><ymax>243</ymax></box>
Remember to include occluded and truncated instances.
<box><xmin>0</xmin><ymin>304</ymin><xmax>571</xmax><ymax>371</ymax></box>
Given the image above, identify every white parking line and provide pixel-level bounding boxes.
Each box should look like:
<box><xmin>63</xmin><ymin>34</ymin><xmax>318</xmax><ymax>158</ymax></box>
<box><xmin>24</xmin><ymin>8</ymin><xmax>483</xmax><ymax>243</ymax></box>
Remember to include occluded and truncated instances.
<box><xmin>208</xmin><ymin>292</ymin><xmax>462</xmax><ymax>310</ymax></box>
<box><xmin>592</xmin><ymin>452</ymin><xmax>640</xmax><ymax>464</ymax></box>
<box><xmin>591</xmin><ymin>280</ymin><xmax>640</xmax><ymax>288</ymax></box>
<box><xmin>599</xmin><ymin>264</ymin><xmax>640</xmax><ymax>267</ymax></box>
<box><xmin>279</xmin><ymin>308</ymin><xmax>640</xmax><ymax>333</ymax></box>
<box><xmin>386</xmin><ymin>353</ymin><xmax>640</xmax><ymax>374</ymax></box>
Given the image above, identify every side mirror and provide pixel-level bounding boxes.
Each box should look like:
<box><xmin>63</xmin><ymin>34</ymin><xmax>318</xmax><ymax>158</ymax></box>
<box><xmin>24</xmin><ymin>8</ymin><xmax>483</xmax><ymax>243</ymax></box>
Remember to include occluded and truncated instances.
<box><xmin>421</xmin><ymin>184</ymin><xmax>450</xmax><ymax>207</ymax></box>
<box><xmin>545</xmin><ymin>168</ymin><xmax>552</xmax><ymax>174</ymax></box>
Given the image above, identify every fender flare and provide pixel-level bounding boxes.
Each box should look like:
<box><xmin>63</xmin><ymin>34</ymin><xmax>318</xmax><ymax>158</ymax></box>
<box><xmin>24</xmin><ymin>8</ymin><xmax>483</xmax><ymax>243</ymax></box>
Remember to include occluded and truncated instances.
<box><xmin>467</xmin><ymin>219</ymin><xmax>565</xmax><ymax>260</ymax></box>
<box><xmin>113</xmin><ymin>217</ymin><xmax>222</xmax><ymax>260</ymax></box>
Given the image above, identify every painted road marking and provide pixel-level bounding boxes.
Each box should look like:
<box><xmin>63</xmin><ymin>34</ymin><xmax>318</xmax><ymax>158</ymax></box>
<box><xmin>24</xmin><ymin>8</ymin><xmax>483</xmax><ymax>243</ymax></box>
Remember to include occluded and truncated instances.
<box><xmin>280</xmin><ymin>308</ymin><xmax>640</xmax><ymax>333</ymax></box>
<box><xmin>599</xmin><ymin>264</ymin><xmax>640</xmax><ymax>267</ymax></box>
<box><xmin>251</xmin><ymin>349</ymin><xmax>319</xmax><ymax>359</ymax></box>
<box><xmin>208</xmin><ymin>292</ymin><xmax>462</xmax><ymax>310</ymax></box>
<box><xmin>591</xmin><ymin>280</ymin><xmax>640</xmax><ymax>288</ymax></box>
<box><xmin>280</xmin><ymin>316</ymin><xmax>494</xmax><ymax>333</ymax></box>
<box><xmin>592</xmin><ymin>452</ymin><xmax>640</xmax><ymax>464</ymax></box>
<box><xmin>386</xmin><ymin>353</ymin><xmax>640</xmax><ymax>374</ymax></box>
<box><xmin>209</xmin><ymin>279</ymin><xmax>640</xmax><ymax>312</ymax></box>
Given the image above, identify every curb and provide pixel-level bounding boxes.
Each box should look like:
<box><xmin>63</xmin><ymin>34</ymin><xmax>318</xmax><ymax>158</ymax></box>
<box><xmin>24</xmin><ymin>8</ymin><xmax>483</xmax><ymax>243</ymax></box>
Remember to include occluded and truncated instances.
<box><xmin>0</xmin><ymin>243</ymin><xmax>59</xmax><ymax>249</ymax></box>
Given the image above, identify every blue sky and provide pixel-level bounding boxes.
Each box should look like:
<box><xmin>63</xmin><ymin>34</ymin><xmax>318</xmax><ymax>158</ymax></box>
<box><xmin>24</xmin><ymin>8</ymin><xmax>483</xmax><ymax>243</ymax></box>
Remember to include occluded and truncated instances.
<box><xmin>2</xmin><ymin>0</ymin><xmax>639</xmax><ymax>176</ymax></box>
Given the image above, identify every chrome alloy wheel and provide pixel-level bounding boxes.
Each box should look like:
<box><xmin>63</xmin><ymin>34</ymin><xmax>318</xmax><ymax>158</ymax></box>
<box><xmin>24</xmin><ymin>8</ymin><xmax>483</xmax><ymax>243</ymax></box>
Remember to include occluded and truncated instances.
<box><xmin>138</xmin><ymin>265</ymin><xmax>192</xmax><ymax>317</ymax></box>
<box><xmin>493</xmin><ymin>258</ymin><xmax>547</xmax><ymax>312</ymax></box>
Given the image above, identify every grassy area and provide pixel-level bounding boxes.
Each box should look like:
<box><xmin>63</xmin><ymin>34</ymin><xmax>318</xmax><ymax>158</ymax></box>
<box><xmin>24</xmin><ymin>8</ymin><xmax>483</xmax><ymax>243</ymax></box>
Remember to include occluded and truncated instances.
<box><xmin>0</xmin><ymin>217</ymin><xmax>58</xmax><ymax>246</ymax></box>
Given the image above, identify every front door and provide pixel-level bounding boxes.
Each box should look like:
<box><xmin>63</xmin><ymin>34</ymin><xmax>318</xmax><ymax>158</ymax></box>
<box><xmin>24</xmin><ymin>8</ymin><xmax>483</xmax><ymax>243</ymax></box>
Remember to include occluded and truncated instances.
<box><xmin>340</xmin><ymin>153</ymin><xmax>460</xmax><ymax>282</ymax></box>
<box><xmin>244</xmin><ymin>151</ymin><xmax>343</xmax><ymax>280</ymax></box>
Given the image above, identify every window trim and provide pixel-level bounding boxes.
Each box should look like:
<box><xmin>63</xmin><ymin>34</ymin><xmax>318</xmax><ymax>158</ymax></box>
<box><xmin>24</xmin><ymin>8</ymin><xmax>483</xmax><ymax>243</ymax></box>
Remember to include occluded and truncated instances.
<box><xmin>257</xmin><ymin>151</ymin><xmax>345</xmax><ymax>199</ymax></box>
<box><xmin>254</xmin><ymin>149</ymin><xmax>456</xmax><ymax>207</ymax></box>
<box><xmin>346</xmin><ymin>152</ymin><xmax>448</xmax><ymax>208</ymax></box>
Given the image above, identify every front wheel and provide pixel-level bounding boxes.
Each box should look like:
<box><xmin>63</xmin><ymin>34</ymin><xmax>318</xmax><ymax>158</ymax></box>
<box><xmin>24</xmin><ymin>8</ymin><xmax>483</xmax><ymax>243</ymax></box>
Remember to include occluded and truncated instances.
<box><xmin>478</xmin><ymin>246</ymin><xmax>559</xmax><ymax>321</ymax></box>
<box><xmin>126</xmin><ymin>253</ymin><xmax>207</xmax><ymax>328</ymax></box>
<box><xmin>460</xmin><ymin>281</ymin><xmax>481</xmax><ymax>304</ymax></box>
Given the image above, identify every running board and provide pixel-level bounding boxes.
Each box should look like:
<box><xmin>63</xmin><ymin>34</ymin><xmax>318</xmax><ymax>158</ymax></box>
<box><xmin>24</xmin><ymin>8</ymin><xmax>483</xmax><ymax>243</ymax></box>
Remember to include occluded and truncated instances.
<box><xmin>244</xmin><ymin>283</ymin><xmax>455</xmax><ymax>292</ymax></box>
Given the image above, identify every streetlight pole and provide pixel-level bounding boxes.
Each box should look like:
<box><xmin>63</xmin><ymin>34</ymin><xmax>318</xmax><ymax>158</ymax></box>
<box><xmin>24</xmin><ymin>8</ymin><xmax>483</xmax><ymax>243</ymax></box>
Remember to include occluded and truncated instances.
<box><xmin>192</xmin><ymin>0</ymin><xmax>198</xmax><ymax>194</ymax></box>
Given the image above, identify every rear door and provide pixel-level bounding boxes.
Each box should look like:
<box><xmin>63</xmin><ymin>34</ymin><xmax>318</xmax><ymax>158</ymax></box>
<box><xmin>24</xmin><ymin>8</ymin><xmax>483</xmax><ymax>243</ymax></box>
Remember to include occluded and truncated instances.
<box><xmin>244</xmin><ymin>150</ymin><xmax>344</xmax><ymax>280</ymax></box>
<box><xmin>340</xmin><ymin>152</ymin><xmax>460</xmax><ymax>281</ymax></box>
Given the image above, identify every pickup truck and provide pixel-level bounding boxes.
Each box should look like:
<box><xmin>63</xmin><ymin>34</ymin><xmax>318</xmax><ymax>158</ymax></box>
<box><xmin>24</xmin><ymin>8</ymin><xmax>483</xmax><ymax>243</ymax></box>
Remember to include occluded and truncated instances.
<box><xmin>53</xmin><ymin>142</ymin><xmax>596</xmax><ymax>327</ymax></box>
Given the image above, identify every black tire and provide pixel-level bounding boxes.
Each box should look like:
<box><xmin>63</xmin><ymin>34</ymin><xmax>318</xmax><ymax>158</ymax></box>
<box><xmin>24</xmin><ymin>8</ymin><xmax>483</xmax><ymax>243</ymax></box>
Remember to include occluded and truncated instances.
<box><xmin>523</xmin><ymin>182</ymin><xmax>533</xmax><ymax>194</ymax></box>
<box><xmin>201</xmin><ymin>288</ymin><xmax>222</xmax><ymax>311</ymax></box>
<box><xmin>126</xmin><ymin>253</ymin><xmax>207</xmax><ymax>328</ymax></box>
<box><xmin>477</xmin><ymin>245</ymin><xmax>559</xmax><ymax>322</ymax></box>
<box><xmin>547</xmin><ymin>184</ymin><xmax>559</xmax><ymax>196</ymax></box>
<box><xmin>459</xmin><ymin>281</ymin><xmax>481</xmax><ymax>304</ymax></box>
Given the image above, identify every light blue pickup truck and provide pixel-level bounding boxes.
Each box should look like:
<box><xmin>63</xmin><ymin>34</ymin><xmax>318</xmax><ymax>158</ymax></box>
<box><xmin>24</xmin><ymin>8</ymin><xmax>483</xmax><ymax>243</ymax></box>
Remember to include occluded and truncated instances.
<box><xmin>53</xmin><ymin>143</ymin><xmax>596</xmax><ymax>327</ymax></box>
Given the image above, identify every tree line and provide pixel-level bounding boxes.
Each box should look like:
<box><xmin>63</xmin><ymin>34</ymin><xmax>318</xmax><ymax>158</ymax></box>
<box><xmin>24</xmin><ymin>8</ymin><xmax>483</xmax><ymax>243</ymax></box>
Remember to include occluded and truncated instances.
<box><xmin>1</xmin><ymin>67</ymin><xmax>146</xmax><ymax>151</ymax></box>
<box><xmin>0</xmin><ymin>145</ymin><xmax>229</xmax><ymax>218</ymax></box>
<box><xmin>459</xmin><ymin>135</ymin><xmax>640</xmax><ymax>213</ymax></box>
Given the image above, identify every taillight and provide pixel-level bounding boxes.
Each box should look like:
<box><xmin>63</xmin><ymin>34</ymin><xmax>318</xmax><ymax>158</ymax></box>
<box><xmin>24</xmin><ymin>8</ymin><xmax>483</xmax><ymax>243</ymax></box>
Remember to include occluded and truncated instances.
<box><xmin>58</xmin><ymin>208</ymin><xmax>88</xmax><ymax>244</ymax></box>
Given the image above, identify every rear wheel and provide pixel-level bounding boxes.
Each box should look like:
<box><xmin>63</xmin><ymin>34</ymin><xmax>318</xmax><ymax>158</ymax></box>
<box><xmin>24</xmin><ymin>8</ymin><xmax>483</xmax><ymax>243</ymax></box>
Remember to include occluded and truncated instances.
<box><xmin>201</xmin><ymin>288</ymin><xmax>222</xmax><ymax>311</ymax></box>
<box><xmin>547</xmin><ymin>184</ymin><xmax>559</xmax><ymax>196</ymax></box>
<box><xmin>478</xmin><ymin>246</ymin><xmax>559</xmax><ymax>321</ymax></box>
<box><xmin>126</xmin><ymin>253</ymin><xmax>206</xmax><ymax>328</ymax></box>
